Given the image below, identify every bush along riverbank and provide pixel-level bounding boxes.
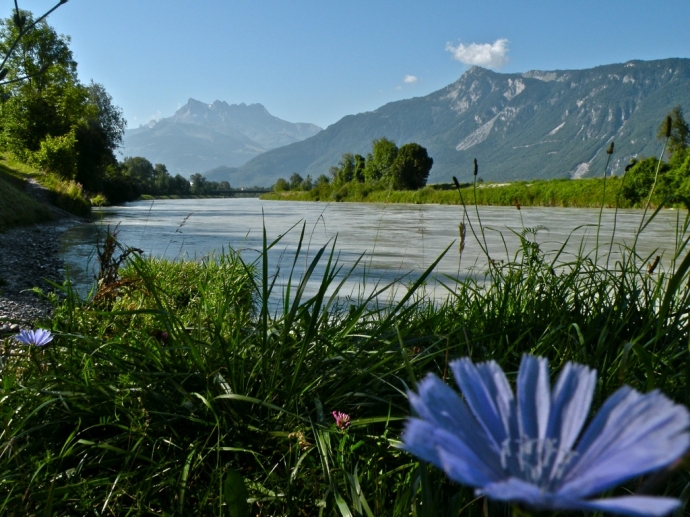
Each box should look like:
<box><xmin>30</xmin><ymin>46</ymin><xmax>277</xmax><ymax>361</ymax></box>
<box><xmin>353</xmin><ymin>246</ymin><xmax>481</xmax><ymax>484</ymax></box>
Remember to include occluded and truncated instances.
<box><xmin>2</xmin><ymin>195</ymin><xmax>690</xmax><ymax>514</ymax></box>
<box><xmin>262</xmin><ymin>176</ymin><xmax>635</xmax><ymax>208</ymax></box>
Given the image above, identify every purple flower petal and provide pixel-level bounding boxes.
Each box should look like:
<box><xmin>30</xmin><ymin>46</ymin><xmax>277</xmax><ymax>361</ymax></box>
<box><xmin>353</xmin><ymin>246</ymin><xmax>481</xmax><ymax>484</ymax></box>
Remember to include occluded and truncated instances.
<box><xmin>450</xmin><ymin>358</ymin><xmax>517</xmax><ymax>451</ymax></box>
<box><xmin>402</xmin><ymin>354</ymin><xmax>689</xmax><ymax>513</ymax></box>
<box><xmin>432</xmin><ymin>428</ymin><xmax>508</xmax><ymax>487</ymax></box>
<box><xmin>401</xmin><ymin>419</ymin><xmax>444</xmax><ymax>467</ymax></box>
<box><xmin>560</xmin><ymin>388</ymin><xmax>690</xmax><ymax>498</ymax></box>
<box><xmin>566</xmin><ymin>495</ymin><xmax>681</xmax><ymax>517</ymax></box>
<box><xmin>409</xmin><ymin>375</ymin><xmax>502</xmax><ymax>470</ymax></box>
<box><xmin>404</xmin><ymin>375</ymin><xmax>505</xmax><ymax>482</ymax></box>
<box><xmin>402</xmin><ymin>419</ymin><xmax>502</xmax><ymax>486</ymax></box>
<box><xmin>517</xmin><ymin>355</ymin><xmax>550</xmax><ymax>442</ymax></box>
<box><xmin>480</xmin><ymin>477</ymin><xmax>558</xmax><ymax>506</ymax></box>
<box><xmin>545</xmin><ymin>360</ymin><xmax>596</xmax><ymax>478</ymax></box>
<box><xmin>14</xmin><ymin>328</ymin><xmax>53</xmax><ymax>346</ymax></box>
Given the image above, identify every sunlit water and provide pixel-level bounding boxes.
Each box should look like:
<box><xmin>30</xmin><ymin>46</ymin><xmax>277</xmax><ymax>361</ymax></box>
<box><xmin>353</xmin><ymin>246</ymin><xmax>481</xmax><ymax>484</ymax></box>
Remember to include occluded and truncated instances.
<box><xmin>60</xmin><ymin>198</ymin><xmax>685</xmax><ymax>305</ymax></box>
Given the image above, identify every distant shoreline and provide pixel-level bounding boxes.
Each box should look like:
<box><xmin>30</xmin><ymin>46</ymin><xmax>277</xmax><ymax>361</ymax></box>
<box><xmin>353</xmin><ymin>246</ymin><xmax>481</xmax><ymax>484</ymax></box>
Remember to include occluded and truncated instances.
<box><xmin>258</xmin><ymin>177</ymin><xmax>661</xmax><ymax>209</ymax></box>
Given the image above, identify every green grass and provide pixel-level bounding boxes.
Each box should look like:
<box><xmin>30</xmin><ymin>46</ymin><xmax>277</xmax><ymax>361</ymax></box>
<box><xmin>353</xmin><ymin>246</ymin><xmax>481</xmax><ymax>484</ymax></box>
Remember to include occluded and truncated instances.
<box><xmin>262</xmin><ymin>177</ymin><xmax>642</xmax><ymax>209</ymax></box>
<box><xmin>0</xmin><ymin>152</ymin><xmax>91</xmax><ymax>228</ymax></box>
<box><xmin>1</xmin><ymin>203</ymin><xmax>690</xmax><ymax>514</ymax></box>
<box><xmin>0</xmin><ymin>160</ymin><xmax>52</xmax><ymax>231</ymax></box>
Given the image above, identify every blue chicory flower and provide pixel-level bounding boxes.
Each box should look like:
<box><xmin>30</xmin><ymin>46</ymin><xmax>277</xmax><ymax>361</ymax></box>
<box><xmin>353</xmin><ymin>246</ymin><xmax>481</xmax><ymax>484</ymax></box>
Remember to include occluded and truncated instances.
<box><xmin>14</xmin><ymin>328</ymin><xmax>54</xmax><ymax>347</ymax></box>
<box><xmin>402</xmin><ymin>355</ymin><xmax>690</xmax><ymax>516</ymax></box>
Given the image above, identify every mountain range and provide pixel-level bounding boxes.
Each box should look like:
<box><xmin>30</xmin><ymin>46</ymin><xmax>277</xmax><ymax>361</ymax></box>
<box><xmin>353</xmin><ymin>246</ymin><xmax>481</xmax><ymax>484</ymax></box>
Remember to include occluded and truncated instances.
<box><xmin>234</xmin><ymin>58</ymin><xmax>690</xmax><ymax>186</ymax></box>
<box><xmin>123</xmin><ymin>100</ymin><xmax>321</xmax><ymax>177</ymax></box>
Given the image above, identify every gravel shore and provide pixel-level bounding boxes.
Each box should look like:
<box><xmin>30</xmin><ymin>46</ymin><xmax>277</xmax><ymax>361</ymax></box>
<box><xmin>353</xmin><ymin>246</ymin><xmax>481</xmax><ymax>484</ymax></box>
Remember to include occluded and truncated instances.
<box><xmin>0</xmin><ymin>180</ymin><xmax>87</xmax><ymax>334</ymax></box>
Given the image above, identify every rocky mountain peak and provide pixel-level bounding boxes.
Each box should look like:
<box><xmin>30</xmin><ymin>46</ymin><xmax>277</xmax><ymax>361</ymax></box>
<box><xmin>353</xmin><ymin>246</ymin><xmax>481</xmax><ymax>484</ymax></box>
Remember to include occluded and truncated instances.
<box><xmin>236</xmin><ymin>58</ymin><xmax>690</xmax><ymax>186</ymax></box>
<box><xmin>124</xmin><ymin>98</ymin><xmax>322</xmax><ymax>177</ymax></box>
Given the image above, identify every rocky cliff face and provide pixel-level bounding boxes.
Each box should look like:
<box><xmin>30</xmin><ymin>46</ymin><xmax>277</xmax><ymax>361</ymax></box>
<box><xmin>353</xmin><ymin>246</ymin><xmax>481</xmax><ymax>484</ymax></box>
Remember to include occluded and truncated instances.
<box><xmin>123</xmin><ymin>100</ymin><xmax>321</xmax><ymax>177</ymax></box>
<box><xmin>236</xmin><ymin>58</ymin><xmax>690</xmax><ymax>186</ymax></box>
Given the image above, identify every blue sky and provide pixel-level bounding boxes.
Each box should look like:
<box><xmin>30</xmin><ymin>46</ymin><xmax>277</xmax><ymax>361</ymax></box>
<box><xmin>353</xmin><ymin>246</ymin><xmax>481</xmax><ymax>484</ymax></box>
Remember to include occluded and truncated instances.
<box><xmin>26</xmin><ymin>0</ymin><xmax>690</xmax><ymax>129</ymax></box>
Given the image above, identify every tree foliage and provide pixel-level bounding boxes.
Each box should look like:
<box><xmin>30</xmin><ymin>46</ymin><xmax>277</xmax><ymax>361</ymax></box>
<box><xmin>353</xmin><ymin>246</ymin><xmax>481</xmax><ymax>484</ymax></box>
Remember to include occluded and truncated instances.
<box><xmin>364</xmin><ymin>137</ymin><xmax>398</xmax><ymax>183</ymax></box>
<box><xmin>335</xmin><ymin>137</ymin><xmax>432</xmax><ymax>190</ymax></box>
<box><xmin>274</xmin><ymin>137</ymin><xmax>433</xmax><ymax>194</ymax></box>
<box><xmin>0</xmin><ymin>9</ymin><xmax>126</xmax><ymax>196</ymax></box>
<box><xmin>390</xmin><ymin>143</ymin><xmax>433</xmax><ymax>190</ymax></box>
<box><xmin>657</xmin><ymin>105</ymin><xmax>690</xmax><ymax>157</ymax></box>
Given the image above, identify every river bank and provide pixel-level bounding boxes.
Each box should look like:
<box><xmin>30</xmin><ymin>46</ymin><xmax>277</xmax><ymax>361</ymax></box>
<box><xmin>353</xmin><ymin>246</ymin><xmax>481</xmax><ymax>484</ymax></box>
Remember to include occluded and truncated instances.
<box><xmin>0</xmin><ymin>172</ymin><xmax>87</xmax><ymax>333</ymax></box>
<box><xmin>259</xmin><ymin>177</ymin><xmax>652</xmax><ymax>208</ymax></box>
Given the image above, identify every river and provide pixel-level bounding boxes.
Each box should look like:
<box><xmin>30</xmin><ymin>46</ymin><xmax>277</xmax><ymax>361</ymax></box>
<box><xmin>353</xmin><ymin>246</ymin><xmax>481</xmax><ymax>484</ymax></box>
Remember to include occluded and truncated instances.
<box><xmin>59</xmin><ymin>199</ymin><xmax>685</xmax><ymax>304</ymax></box>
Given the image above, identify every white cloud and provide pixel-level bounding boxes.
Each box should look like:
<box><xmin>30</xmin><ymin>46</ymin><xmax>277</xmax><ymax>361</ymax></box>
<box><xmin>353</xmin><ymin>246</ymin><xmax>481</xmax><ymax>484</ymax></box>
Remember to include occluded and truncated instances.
<box><xmin>147</xmin><ymin>110</ymin><xmax>162</xmax><ymax>123</ymax></box>
<box><xmin>446</xmin><ymin>38</ymin><xmax>509</xmax><ymax>69</ymax></box>
<box><xmin>403</xmin><ymin>74</ymin><xmax>418</xmax><ymax>84</ymax></box>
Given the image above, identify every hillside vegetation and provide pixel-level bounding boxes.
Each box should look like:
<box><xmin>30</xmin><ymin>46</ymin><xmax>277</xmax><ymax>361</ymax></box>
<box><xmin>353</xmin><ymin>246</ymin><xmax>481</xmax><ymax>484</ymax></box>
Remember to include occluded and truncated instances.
<box><xmin>0</xmin><ymin>153</ymin><xmax>90</xmax><ymax>231</ymax></box>
<box><xmin>238</xmin><ymin>58</ymin><xmax>690</xmax><ymax>186</ymax></box>
<box><xmin>263</xmin><ymin>110</ymin><xmax>690</xmax><ymax>210</ymax></box>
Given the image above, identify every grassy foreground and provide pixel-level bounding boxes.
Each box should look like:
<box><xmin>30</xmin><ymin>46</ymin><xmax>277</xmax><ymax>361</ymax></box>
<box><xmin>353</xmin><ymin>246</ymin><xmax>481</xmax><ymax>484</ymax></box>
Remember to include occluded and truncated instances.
<box><xmin>1</xmin><ymin>204</ymin><xmax>690</xmax><ymax>515</ymax></box>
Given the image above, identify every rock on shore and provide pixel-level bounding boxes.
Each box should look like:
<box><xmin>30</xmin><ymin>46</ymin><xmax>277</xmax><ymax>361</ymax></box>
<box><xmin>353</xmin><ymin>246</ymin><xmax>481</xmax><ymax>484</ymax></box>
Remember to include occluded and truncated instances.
<box><xmin>0</xmin><ymin>217</ymin><xmax>81</xmax><ymax>333</ymax></box>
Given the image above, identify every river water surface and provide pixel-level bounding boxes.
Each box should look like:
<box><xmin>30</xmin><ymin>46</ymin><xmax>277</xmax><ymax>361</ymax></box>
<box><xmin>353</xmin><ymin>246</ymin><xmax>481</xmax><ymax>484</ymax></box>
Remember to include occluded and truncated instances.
<box><xmin>59</xmin><ymin>199</ymin><xmax>685</xmax><ymax>304</ymax></box>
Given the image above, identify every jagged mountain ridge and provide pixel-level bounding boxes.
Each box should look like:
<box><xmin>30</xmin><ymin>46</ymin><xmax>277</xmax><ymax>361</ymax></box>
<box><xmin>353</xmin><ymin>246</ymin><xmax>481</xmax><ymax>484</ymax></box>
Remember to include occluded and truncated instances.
<box><xmin>236</xmin><ymin>58</ymin><xmax>690</xmax><ymax>186</ymax></box>
<box><xmin>123</xmin><ymin>99</ymin><xmax>321</xmax><ymax>177</ymax></box>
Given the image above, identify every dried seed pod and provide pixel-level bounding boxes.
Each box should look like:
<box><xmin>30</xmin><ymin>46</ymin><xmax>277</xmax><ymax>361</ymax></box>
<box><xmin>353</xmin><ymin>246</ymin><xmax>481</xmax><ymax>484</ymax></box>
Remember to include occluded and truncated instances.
<box><xmin>452</xmin><ymin>176</ymin><xmax>461</xmax><ymax>190</ymax></box>
<box><xmin>458</xmin><ymin>222</ymin><xmax>466</xmax><ymax>254</ymax></box>
<box><xmin>12</xmin><ymin>12</ymin><xmax>24</xmax><ymax>28</ymax></box>
<box><xmin>666</xmin><ymin>116</ymin><xmax>673</xmax><ymax>138</ymax></box>
<box><xmin>473</xmin><ymin>158</ymin><xmax>478</xmax><ymax>177</ymax></box>
<box><xmin>648</xmin><ymin>255</ymin><xmax>660</xmax><ymax>275</ymax></box>
<box><xmin>606</xmin><ymin>142</ymin><xmax>614</xmax><ymax>155</ymax></box>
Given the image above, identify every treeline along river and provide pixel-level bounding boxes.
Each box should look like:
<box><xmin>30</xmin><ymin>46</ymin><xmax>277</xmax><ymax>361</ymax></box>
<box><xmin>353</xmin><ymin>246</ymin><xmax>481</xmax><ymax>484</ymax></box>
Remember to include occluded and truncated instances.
<box><xmin>59</xmin><ymin>198</ymin><xmax>683</xmax><ymax>304</ymax></box>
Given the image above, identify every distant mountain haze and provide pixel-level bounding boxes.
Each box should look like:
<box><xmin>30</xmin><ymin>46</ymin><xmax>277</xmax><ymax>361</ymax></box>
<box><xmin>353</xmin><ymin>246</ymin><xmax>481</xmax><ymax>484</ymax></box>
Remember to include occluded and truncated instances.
<box><xmin>200</xmin><ymin>165</ymin><xmax>239</xmax><ymax>184</ymax></box>
<box><xmin>123</xmin><ymin>99</ymin><xmax>322</xmax><ymax>177</ymax></box>
<box><xmin>236</xmin><ymin>58</ymin><xmax>690</xmax><ymax>186</ymax></box>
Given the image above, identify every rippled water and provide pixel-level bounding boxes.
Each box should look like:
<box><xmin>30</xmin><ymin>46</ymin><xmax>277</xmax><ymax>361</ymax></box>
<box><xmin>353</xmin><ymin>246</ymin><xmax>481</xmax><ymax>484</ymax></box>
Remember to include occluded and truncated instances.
<box><xmin>60</xmin><ymin>198</ymin><xmax>684</xmax><ymax>303</ymax></box>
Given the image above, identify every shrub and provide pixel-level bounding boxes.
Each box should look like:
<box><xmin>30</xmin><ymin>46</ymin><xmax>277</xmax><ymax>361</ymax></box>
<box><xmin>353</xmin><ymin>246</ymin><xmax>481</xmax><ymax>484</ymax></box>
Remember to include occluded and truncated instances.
<box><xmin>29</xmin><ymin>129</ymin><xmax>78</xmax><ymax>179</ymax></box>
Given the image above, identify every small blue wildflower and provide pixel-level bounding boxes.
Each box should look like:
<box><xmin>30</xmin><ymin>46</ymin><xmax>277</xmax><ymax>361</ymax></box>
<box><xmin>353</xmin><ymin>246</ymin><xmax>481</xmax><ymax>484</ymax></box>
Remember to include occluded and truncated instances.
<box><xmin>402</xmin><ymin>355</ymin><xmax>690</xmax><ymax>516</ymax></box>
<box><xmin>14</xmin><ymin>328</ymin><xmax>53</xmax><ymax>347</ymax></box>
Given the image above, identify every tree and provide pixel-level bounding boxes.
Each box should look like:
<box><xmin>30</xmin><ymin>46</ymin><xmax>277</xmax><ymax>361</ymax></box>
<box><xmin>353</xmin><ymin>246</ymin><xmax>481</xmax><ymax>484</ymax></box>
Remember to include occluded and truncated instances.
<box><xmin>658</xmin><ymin>106</ymin><xmax>690</xmax><ymax>157</ymax></box>
<box><xmin>218</xmin><ymin>181</ymin><xmax>231</xmax><ymax>190</ymax></box>
<box><xmin>123</xmin><ymin>157</ymin><xmax>156</xmax><ymax>191</ymax></box>
<box><xmin>170</xmin><ymin>174</ymin><xmax>190</xmax><ymax>196</ymax></box>
<box><xmin>0</xmin><ymin>1</ymin><xmax>70</xmax><ymax>87</ymax></box>
<box><xmin>73</xmin><ymin>82</ymin><xmax>126</xmax><ymax>190</ymax></box>
<box><xmin>301</xmin><ymin>175</ymin><xmax>313</xmax><ymax>191</ymax></box>
<box><xmin>101</xmin><ymin>162</ymin><xmax>141</xmax><ymax>204</ymax></box>
<box><xmin>0</xmin><ymin>10</ymin><xmax>125</xmax><ymax>191</ymax></box>
<box><xmin>289</xmin><ymin>172</ymin><xmax>304</xmax><ymax>190</ymax></box>
<box><xmin>189</xmin><ymin>173</ymin><xmax>208</xmax><ymax>194</ymax></box>
<box><xmin>621</xmin><ymin>157</ymin><xmax>670</xmax><ymax>205</ymax></box>
<box><xmin>354</xmin><ymin>154</ymin><xmax>366</xmax><ymax>182</ymax></box>
<box><xmin>390</xmin><ymin>143</ymin><xmax>433</xmax><ymax>190</ymax></box>
<box><xmin>334</xmin><ymin>153</ymin><xmax>356</xmax><ymax>184</ymax></box>
<box><xmin>274</xmin><ymin>178</ymin><xmax>289</xmax><ymax>192</ymax></box>
<box><xmin>364</xmin><ymin>137</ymin><xmax>398</xmax><ymax>183</ymax></box>
<box><xmin>0</xmin><ymin>10</ymin><xmax>77</xmax><ymax>155</ymax></box>
<box><xmin>0</xmin><ymin>8</ymin><xmax>76</xmax><ymax>95</ymax></box>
